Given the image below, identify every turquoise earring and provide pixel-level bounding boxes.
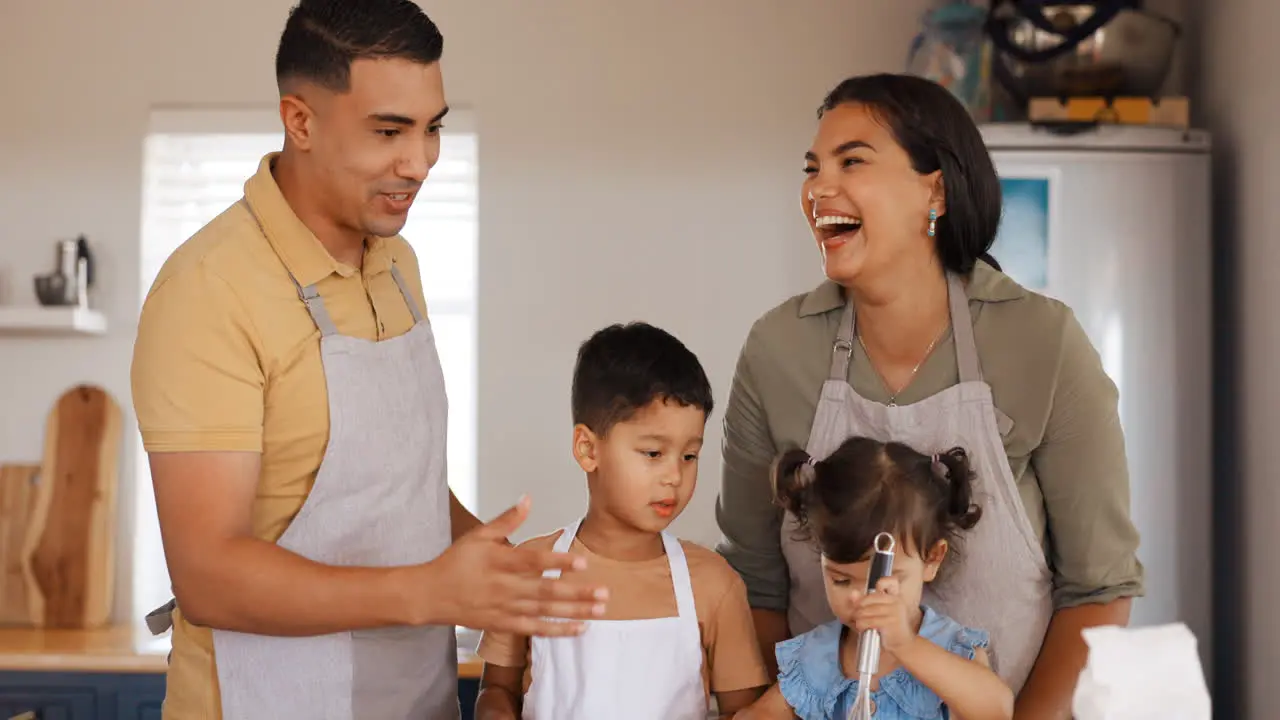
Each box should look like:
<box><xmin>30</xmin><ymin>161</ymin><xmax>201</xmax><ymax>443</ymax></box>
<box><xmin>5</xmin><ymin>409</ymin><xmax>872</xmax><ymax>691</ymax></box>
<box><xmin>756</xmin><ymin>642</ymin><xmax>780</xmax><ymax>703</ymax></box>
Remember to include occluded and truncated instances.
<box><xmin>927</xmin><ymin>208</ymin><xmax>938</xmax><ymax>238</ymax></box>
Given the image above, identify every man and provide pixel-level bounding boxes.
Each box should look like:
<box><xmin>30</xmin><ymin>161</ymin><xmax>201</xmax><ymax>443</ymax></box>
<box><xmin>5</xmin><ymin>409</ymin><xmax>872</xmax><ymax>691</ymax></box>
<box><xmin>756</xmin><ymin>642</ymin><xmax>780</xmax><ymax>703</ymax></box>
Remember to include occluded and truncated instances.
<box><xmin>132</xmin><ymin>2</ymin><xmax>606</xmax><ymax>718</ymax></box>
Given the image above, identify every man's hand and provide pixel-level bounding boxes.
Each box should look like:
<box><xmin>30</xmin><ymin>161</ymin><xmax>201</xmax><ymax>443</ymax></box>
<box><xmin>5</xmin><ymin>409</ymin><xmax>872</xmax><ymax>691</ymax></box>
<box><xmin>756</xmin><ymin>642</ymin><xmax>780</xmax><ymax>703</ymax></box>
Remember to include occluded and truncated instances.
<box><xmin>449</xmin><ymin>489</ymin><xmax>483</xmax><ymax>541</ymax></box>
<box><xmin>414</xmin><ymin>496</ymin><xmax>607</xmax><ymax>636</ymax></box>
<box><xmin>152</xmin><ymin>453</ymin><xmax>603</xmax><ymax>638</ymax></box>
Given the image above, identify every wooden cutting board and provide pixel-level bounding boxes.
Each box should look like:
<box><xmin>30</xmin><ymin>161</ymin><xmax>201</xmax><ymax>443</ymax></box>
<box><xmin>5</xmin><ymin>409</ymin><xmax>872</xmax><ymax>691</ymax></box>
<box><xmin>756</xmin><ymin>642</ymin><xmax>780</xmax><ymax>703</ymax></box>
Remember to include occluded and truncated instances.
<box><xmin>20</xmin><ymin>385</ymin><xmax>122</xmax><ymax>629</ymax></box>
<box><xmin>0</xmin><ymin>464</ymin><xmax>40</xmax><ymax>626</ymax></box>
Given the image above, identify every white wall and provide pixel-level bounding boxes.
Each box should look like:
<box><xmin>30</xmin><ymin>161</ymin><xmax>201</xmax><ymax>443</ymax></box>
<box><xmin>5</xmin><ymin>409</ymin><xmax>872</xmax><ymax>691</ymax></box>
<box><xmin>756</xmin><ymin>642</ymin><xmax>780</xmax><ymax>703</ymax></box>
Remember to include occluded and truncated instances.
<box><xmin>0</xmin><ymin>0</ymin><xmax>932</xmax><ymax>624</ymax></box>
<box><xmin>1187</xmin><ymin>0</ymin><xmax>1278</xmax><ymax>716</ymax></box>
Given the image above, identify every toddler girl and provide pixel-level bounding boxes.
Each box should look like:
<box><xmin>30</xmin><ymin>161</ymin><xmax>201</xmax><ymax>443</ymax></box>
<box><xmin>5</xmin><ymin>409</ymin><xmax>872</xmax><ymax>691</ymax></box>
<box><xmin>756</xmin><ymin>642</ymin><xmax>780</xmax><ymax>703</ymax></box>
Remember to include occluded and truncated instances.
<box><xmin>738</xmin><ymin>436</ymin><xmax>1014</xmax><ymax>720</ymax></box>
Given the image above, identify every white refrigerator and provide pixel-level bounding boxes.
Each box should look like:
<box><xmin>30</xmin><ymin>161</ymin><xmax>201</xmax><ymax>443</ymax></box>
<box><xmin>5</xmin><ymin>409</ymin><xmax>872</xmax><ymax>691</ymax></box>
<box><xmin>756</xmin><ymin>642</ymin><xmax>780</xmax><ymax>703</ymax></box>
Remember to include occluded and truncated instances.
<box><xmin>980</xmin><ymin>123</ymin><xmax>1213</xmax><ymax>668</ymax></box>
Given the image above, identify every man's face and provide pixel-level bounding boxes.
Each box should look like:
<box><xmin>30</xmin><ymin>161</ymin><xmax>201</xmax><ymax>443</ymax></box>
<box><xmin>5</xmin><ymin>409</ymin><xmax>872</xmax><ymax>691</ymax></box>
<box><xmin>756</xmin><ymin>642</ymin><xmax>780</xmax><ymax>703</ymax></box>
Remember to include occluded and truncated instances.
<box><xmin>287</xmin><ymin>57</ymin><xmax>448</xmax><ymax>239</ymax></box>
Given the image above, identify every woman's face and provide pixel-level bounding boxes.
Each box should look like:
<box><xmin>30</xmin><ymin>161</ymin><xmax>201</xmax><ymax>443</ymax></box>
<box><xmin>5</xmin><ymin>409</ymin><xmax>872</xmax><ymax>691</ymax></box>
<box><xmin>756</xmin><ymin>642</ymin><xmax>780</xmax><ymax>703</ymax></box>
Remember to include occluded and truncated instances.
<box><xmin>801</xmin><ymin>102</ymin><xmax>942</xmax><ymax>287</ymax></box>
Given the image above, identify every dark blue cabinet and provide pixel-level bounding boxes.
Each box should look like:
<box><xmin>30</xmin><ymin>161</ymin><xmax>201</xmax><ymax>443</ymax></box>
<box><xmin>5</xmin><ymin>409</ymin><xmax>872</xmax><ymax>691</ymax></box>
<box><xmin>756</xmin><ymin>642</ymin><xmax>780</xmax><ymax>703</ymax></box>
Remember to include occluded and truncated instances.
<box><xmin>0</xmin><ymin>672</ymin><xmax>164</xmax><ymax>719</ymax></box>
<box><xmin>457</xmin><ymin>679</ymin><xmax>479</xmax><ymax>719</ymax></box>
<box><xmin>0</xmin><ymin>672</ymin><xmax>477</xmax><ymax>719</ymax></box>
<box><xmin>0</xmin><ymin>684</ymin><xmax>97</xmax><ymax>719</ymax></box>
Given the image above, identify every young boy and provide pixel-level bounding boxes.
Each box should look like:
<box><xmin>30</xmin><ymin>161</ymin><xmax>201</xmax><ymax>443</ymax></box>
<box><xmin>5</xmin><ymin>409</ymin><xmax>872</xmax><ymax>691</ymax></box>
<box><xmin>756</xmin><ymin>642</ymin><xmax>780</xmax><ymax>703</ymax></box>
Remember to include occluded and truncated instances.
<box><xmin>474</xmin><ymin>322</ymin><xmax>769</xmax><ymax>720</ymax></box>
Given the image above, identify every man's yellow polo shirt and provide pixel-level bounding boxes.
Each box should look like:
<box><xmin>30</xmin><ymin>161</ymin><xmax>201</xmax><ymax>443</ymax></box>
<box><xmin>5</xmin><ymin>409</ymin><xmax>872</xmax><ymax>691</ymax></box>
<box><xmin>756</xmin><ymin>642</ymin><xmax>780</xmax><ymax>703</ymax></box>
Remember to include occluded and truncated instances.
<box><xmin>131</xmin><ymin>153</ymin><xmax>431</xmax><ymax>718</ymax></box>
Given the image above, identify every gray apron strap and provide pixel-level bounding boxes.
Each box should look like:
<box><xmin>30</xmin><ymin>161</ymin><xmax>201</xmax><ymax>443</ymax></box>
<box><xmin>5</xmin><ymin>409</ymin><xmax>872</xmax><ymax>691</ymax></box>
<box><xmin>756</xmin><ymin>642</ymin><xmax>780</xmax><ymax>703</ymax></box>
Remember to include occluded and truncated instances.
<box><xmin>286</xmin><ymin>273</ymin><xmax>340</xmax><ymax>337</ymax></box>
<box><xmin>145</xmin><ymin>598</ymin><xmax>177</xmax><ymax>634</ymax></box>
<box><xmin>288</xmin><ymin>262</ymin><xmax>423</xmax><ymax>338</ymax></box>
<box><xmin>827</xmin><ymin>273</ymin><xmax>981</xmax><ymax>384</ymax></box>
<box><xmin>235</xmin><ymin>198</ymin><xmax>338</xmax><ymax>337</ymax></box>
<box><xmin>828</xmin><ymin>297</ymin><xmax>857</xmax><ymax>381</ymax></box>
<box><xmin>389</xmin><ymin>264</ymin><xmax>426</xmax><ymax>323</ymax></box>
<box><xmin>947</xmin><ymin>273</ymin><xmax>981</xmax><ymax>384</ymax></box>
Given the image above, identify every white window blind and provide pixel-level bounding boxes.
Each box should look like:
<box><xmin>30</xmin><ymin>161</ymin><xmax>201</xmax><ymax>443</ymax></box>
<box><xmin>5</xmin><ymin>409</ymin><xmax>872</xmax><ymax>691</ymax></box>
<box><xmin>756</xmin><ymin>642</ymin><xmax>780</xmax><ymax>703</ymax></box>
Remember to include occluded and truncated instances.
<box><xmin>134</xmin><ymin>110</ymin><xmax>478</xmax><ymax>623</ymax></box>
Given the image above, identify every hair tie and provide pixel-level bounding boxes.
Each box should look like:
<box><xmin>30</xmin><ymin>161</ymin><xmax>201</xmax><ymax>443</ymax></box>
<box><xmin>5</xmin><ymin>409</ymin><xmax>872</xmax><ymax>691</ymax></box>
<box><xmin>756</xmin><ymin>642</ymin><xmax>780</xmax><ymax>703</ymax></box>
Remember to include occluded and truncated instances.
<box><xmin>931</xmin><ymin>453</ymin><xmax>950</xmax><ymax>480</ymax></box>
<box><xmin>798</xmin><ymin>456</ymin><xmax>818</xmax><ymax>487</ymax></box>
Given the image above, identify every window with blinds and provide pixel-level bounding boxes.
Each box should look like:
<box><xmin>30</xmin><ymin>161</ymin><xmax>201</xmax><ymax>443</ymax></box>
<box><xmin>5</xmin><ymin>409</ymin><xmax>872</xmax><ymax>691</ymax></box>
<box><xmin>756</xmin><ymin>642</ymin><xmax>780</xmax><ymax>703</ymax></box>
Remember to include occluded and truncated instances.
<box><xmin>133</xmin><ymin>110</ymin><xmax>479</xmax><ymax>625</ymax></box>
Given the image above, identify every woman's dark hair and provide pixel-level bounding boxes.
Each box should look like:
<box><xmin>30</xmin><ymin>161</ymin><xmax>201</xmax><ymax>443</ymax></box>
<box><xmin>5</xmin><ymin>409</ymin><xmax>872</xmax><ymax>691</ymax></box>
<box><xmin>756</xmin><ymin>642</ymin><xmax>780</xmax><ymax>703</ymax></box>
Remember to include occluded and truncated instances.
<box><xmin>772</xmin><ymin>436</ymin><xmax>982</xmax><ymax>564</ymax></box>
<box><xmin>818</xmin><ymin>73</ymin><xmax>1003</xmax><ymax>276</ymax></box>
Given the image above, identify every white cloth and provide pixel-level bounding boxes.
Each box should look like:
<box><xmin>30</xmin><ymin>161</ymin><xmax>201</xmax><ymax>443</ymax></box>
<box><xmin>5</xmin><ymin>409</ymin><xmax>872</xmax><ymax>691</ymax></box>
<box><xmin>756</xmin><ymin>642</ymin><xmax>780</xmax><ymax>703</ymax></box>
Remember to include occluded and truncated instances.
<box><xmin>1071</xmin><ymin>623</ymin><xmax>1212</xmax><ymax>720</ymax></box>
<box><xmin>522</xmin><ymin>518</ymin><xmax>708</xmax><ymax>720</ymax></box>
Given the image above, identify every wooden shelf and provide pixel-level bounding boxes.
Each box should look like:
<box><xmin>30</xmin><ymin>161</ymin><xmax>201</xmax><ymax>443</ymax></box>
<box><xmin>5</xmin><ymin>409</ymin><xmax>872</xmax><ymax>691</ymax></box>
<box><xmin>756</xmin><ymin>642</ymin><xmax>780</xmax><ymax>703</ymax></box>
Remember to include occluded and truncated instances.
<box><xmin>0</xmin><ymin>622</ymin><xmax>483</xmax><ymax>671</ymax></box>
<box><xmin>0</xmin><ymin>624</ymin><xmax>483</xmax><ymax>677</ymax></box>
<box><xmin>0</xmin><ymin>626</ymin><xmax>166</xmax><ymax>674</ymax></box>
<box><xmin>0</xmin><ymin>306</ymin><xmax>107</xmax><ymax>336</ymax></box>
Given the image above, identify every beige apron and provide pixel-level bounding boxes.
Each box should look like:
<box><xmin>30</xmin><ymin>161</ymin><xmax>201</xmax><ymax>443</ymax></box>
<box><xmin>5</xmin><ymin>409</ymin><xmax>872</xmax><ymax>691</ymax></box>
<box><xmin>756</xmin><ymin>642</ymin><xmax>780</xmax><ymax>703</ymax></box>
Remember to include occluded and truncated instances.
<box><xmin>779</xmin><ymin>273</ymin><xmax>1053</xmax><ymax>694</ymax></box>
<box><xmin>146</xmin><ymin>202</ymin><xmax>459</xmax><ymax>719</ymax></box>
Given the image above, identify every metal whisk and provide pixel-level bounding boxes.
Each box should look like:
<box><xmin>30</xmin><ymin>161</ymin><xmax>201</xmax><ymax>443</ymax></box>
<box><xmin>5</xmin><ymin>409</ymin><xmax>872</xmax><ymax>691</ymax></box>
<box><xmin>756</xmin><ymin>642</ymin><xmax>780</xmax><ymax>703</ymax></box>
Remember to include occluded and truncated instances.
<box><xmin>847</xmin><ymin>532</ymin><xmax>896</xmax><ymax>720</ymax></box>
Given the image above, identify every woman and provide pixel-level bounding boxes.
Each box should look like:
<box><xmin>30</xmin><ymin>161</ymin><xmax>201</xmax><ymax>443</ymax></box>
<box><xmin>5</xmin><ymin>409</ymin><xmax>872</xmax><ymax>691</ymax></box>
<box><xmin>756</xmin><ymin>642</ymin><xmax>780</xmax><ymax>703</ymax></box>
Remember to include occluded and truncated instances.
<box><xmin>715</xmin><ymin>73</ymin><xmax>1144</xmax><ymax>717</ymax></box>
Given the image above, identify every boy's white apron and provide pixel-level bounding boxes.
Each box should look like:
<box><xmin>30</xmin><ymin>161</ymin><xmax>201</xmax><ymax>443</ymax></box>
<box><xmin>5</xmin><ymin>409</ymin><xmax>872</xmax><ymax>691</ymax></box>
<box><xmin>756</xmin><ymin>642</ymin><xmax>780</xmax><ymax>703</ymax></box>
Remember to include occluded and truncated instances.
<box><xmin>523</xmin><ymin>518</ymin><xmax>708</xmax><ymax>720</ymax></box>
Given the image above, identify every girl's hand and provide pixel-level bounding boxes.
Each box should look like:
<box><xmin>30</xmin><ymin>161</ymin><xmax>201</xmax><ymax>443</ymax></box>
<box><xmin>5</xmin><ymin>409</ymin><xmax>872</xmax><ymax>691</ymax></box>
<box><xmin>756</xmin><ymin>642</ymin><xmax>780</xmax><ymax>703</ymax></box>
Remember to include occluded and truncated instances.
<box><xmin>852</xmin><ymin>577</ymin><xmax>914</xmax><ymax>654</ymax></box>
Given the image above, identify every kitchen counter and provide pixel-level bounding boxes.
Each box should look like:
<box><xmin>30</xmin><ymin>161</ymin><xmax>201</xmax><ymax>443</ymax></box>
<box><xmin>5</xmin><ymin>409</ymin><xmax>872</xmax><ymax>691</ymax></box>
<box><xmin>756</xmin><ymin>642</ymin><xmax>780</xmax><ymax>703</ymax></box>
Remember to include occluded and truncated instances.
<box><xmin>0</xmin><ymin>625</ymin><xmax>484</xmax><ymax>678</ymax></box>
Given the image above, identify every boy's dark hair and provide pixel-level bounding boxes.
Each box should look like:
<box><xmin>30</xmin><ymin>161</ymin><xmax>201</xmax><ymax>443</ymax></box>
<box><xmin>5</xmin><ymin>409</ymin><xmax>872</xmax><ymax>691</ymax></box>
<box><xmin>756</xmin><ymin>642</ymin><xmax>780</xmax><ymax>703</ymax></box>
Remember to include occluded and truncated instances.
<box><xmin>275</xmin><ymin>0</ymin><xmax>444</xmax><ymax>93</ymax></box>
<box><xmin>571</xmin><ymin>322</ymin><xmax>714</xmax><ymax>436</ymax></box>
<box><xmin>772</xmin><ymin>437</ymin><xmax>982</xmax><ymax>564</ymax></box>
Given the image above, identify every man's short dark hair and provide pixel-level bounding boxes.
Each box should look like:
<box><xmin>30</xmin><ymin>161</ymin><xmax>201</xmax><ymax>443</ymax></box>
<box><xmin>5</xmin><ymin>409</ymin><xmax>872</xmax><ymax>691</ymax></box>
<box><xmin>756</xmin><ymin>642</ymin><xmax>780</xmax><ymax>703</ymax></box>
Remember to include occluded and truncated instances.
<box><xmin>275</xmin><ymin>0</ymin><xmax>444</xmax><ymax>93</ymax></box>
<box><xmin>571</xmin><ymin>323</ymin><xmax>715</xmax><ymax>436</ymax></box>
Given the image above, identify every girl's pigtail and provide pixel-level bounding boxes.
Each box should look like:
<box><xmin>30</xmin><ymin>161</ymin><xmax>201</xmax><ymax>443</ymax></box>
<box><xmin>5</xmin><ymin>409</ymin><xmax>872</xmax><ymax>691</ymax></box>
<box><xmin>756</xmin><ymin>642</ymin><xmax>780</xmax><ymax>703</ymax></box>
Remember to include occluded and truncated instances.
<box><xmin>932</xmin><ymin>446</ymin><xmax>982</xmax><ymax>530</ymax></box>
<box><xmin>771</xmin><ymin>447</ymin><xmax>818</xmax><ymax>520</ymax></box>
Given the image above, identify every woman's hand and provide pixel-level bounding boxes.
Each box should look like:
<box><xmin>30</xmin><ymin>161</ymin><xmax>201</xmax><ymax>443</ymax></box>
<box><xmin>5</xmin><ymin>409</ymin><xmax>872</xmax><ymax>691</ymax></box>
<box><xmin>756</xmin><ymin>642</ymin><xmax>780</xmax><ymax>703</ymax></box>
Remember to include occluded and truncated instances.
<box><xmin>851</xmin><ymin>577</ymin><xmax>914</xmax><ymax>654</ymax></box>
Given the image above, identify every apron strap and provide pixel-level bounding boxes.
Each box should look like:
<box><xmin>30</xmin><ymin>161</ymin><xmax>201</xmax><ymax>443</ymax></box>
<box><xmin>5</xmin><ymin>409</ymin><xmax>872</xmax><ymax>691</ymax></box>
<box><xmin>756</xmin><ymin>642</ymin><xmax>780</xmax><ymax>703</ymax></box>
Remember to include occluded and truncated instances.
<box><xmin>286</xmin><ymin>274</ymin><xmax>340</xmax><ymax>337</ymax></box>
<box><xmin>389</xmin><ymin>264</ymin><xmax>426</xmax><ymax>324</ymax></box>
<box><xmin>290</xmin><ymin>262</ymin><xmax>423</xmax><ymax>339</ymax></box>
<box><xmin>828</xmin><ymin>298</ymin><xmax>857</xmax><ymax>382</ymax></box>
<box><xmin>829</xmin><ymin>273</ymin><xmax>982</xmax><ymax>385</ymax></box>
<box><xmin>544</xmin><ymin>518</ymin><xmax>585</xmax><ymax>579</ymax></box>
<box><xmin>947</xmin><ymin>273</ymin><xmax>982</xmax><ymax>384</ymax></box>
<box><xmin>239</xmin><ymin>199</ymin><xmax>426</xmax><ymax>336</ymax></box>
<box><xmin>542</xmin><ymin>521</ymin><xmax>696</xmax><ymax>622</ymax></box>
<box><xmin>660</xmin><ymin>532</ymin><xmax>697</xmax><ymax>620</ymax></box>
<box><xmin>144</xmin><ymin>598</ymin><xmax>177</xmax><ymax>635</ymax></box>
<box><xmin>237</xmin><ymin>198</ymin><xmax>338</xmax><ymax>338</ymax></box>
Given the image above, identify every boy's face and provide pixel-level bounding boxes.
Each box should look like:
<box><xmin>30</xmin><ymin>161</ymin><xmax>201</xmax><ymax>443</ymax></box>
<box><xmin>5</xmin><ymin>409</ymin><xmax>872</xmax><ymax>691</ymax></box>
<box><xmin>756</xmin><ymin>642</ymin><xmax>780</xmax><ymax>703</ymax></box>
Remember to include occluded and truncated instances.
<box><xmin>574</xmin><ymin>399</ymin><xmax>706</xmax><ymax>533</ymax></box>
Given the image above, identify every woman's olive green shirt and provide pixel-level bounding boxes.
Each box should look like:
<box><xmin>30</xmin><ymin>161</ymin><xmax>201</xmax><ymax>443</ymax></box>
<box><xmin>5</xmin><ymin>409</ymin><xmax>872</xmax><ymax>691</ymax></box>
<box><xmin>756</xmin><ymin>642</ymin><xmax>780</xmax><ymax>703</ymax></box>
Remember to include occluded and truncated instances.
<box><xmin>715</xmin><ymin>261</ymin><xmax>1145</xmax><ymax>612</ymax></box>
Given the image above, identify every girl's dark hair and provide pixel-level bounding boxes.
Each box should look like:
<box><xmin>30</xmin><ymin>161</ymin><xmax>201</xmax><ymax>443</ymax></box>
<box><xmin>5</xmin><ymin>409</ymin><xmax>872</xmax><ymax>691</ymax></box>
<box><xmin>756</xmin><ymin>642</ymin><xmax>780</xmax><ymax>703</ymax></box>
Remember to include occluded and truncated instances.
<box><xmin>772</xmin><ymin>437</ymin><xmax>982</xmax><ymax>564</ymax></box>
<box><xmin>817</xmin><ymin>73</ymin><xmax>1003</xmax><ymax>276</ymax></box>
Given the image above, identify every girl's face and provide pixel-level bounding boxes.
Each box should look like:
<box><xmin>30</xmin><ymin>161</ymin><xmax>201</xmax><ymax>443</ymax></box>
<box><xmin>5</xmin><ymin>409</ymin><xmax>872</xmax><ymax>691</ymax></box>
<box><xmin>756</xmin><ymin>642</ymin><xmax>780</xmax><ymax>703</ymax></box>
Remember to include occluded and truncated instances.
<box><xmin>821</xmin><ymin>538</ymin><xmax>947</xmax><ymax>626</ymax></box>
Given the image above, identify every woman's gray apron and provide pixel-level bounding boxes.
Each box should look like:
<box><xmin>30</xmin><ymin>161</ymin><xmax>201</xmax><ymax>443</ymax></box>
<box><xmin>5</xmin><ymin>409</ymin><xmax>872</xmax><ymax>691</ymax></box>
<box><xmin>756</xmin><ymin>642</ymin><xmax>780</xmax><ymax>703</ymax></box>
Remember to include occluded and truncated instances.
<box><xmin>145</xmin><ymin>203</ymin><xmax>459</xmax><ymax>719</ymax></box>
<box><xmin>779</xmin><ymin>272</ymin><xmax>1053</xmax><ymax>694</ymax></box>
